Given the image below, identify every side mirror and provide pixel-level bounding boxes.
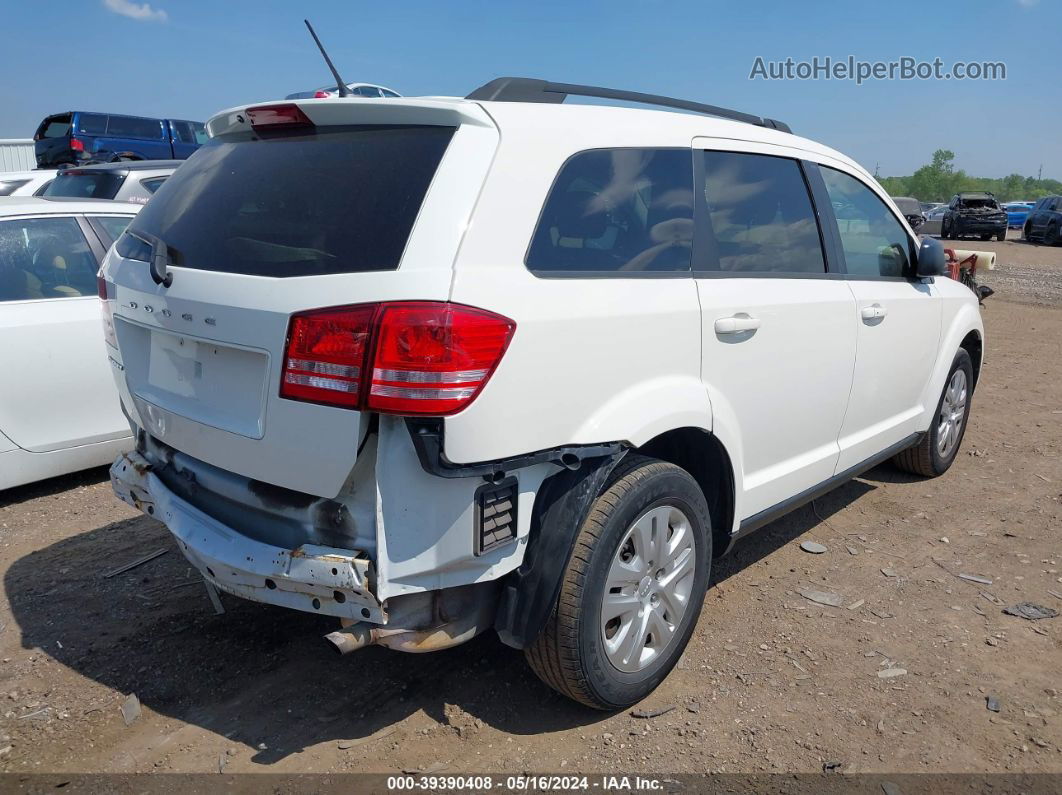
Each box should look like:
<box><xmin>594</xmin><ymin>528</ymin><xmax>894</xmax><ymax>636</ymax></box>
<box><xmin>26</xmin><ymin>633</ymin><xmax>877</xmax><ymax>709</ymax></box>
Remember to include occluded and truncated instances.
<box><xmin>916</xmin><ymin>236</ymin><xmax>948</xmax><ymax>278</ymax></box>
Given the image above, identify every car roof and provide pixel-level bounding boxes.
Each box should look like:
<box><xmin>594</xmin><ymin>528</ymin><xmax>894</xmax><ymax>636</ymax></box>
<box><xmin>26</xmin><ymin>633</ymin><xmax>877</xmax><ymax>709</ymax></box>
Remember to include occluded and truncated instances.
<box><xmin>60</xmin><ymin>160</ymin><xmax>182</xmax><ymax>174</ymax></box>
<box><xmin>0</xmin><ymin>196</ymin><xmax>143</xmax><ymax>216</ymax></box>
<box><xmin>0</xmin><ymin>169</ymin><xmax>57</xmax><ymax>180</ymax></box>
<box><xmin>957</xmin><ymin>191</ymin><xmax>994</xmax><ymax>198</ymax></box>
<box><xmin>209</xmin><ymin>95</ymin><xmax>869</xmax><ymax>180</ymax></box>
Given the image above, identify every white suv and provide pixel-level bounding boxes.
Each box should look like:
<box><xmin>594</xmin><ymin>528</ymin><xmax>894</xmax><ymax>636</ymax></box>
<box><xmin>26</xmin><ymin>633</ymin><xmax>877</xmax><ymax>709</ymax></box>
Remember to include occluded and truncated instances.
<box><xmin>103</xmin><ymin>79</ymin><xmax>983</xmax><ymax>709</ymax></box>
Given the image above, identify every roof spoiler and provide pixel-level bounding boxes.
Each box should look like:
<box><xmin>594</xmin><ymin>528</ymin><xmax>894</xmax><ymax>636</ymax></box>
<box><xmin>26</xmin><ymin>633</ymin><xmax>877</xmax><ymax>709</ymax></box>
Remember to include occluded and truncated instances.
<box><xmin>466</xmin><ymin>77</ymin><xmax>791</xmax><ymax>134</ymax></box>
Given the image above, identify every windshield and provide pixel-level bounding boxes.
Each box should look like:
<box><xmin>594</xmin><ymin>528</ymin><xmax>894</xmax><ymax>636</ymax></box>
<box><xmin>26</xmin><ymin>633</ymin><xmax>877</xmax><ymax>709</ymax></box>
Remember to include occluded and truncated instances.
<box><xmin>129</xmin><ymin>125</ymin><xmax>454</xmax><ymax>277</ymax></box>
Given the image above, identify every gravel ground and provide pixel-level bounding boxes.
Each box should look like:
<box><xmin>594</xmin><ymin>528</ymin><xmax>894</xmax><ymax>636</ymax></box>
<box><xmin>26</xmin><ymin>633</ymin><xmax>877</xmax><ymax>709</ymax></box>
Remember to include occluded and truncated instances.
<box><xmin>0</xmin><ymin>241</ymin><xmax>1059</xmax><ymax>775</ymax></box>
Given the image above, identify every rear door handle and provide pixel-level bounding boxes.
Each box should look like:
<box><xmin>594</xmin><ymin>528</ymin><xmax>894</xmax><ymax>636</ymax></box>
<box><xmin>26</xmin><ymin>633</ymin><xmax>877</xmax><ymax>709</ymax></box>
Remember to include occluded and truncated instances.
<box><xmin>860</xmin><ymin>304</ymin><xmax>888</xmax><ymax>321</ymax></box>
<box><xmin>714</xmin><ymin>315</ymin><xmax>761</xmax><ymax>334</ymax></box>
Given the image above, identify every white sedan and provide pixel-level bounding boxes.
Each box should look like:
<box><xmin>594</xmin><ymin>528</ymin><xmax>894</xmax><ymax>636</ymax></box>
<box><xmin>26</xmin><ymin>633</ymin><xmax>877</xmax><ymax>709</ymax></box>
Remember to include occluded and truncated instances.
<box><xmin>0</xmin><ymin>170</ymin><xmax>57</xmax><ymax>198</ymax></box>
<box><xmin>0</xmin><ymin>197</ymin><xmax>140</xmax><ymax>489</ymax></box>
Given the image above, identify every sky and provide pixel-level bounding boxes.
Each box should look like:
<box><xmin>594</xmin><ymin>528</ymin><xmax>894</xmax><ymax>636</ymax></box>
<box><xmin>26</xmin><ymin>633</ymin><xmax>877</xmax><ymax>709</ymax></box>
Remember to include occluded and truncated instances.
<box><xmin>1</xmin><ymin>0</ymin><xmax>1058</xmax><ymax>180</ymax></box>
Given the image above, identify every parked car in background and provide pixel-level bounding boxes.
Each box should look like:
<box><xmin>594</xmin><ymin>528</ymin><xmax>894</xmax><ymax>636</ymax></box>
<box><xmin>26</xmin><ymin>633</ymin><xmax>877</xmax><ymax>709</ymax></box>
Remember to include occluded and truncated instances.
<box><xmin>285</xmin><ymin>82</ymin><xmax>400</xmax><ymax>99</ymax></box>
<box><xmin>42</xmin><ymin>161</ymin><xmax>180</xmax><ymax>204</ymax></box>
<box><xmin>0</xmin><ymin>169</ymin><xmax>56</xmax><ymax>197</ymax></box>
<box><xmin>104</xmin><ymin>80</ymin><xmax>983</xmax><ymax>710</ymax></box>
<box><xmin>1003</xmin><ymin>202</ymin><xmax>1035</xmax><ymax>229</ymax></box>
<box><xmin>891</xmin><ymin>196</ymin><xmax>925</xmax><ymax>231</ymax></box>
<box><xmin>34</xmin><ymin>112</ymin><xmax>205</xmax><ymax>168</ymax></box>
<box><xmin>920</xmin><ymin>201</ymin><xmax>945</xmax><ymax>214</ymax></box>
<box><xmin>0</xmin><ymin>197</ymin><xmax>141</xmax><ymax>490</ymax></box>
<box><xmin>922</xmin><ymin>205</ymin><xmax>947</xmax><ymax>237</ymax></box>
<box><xmin>941</xmin><ymin>192</ymin><xmax>1007</xmax><ymax>241</ymax></box>
<box><xmin>1023</xmin><ymin>195</ymin><xmax>1062</xmax><ymax>245</ymax></box>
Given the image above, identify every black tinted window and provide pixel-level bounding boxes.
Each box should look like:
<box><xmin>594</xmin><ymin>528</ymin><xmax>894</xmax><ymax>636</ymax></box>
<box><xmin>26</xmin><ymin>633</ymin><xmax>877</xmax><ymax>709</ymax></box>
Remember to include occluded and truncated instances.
<box><xmin>44</xmin><ymin>171</ymin><xmax>125</xmax><ymax>200</ymax></box>
<box><xmin>77</xmin><ymin>114</ymin><xmax>108</xmax><ymax>135</ymax></box>
<box><xmin>129</xmin><ymin>125</ymin><xmax>454</xmax><ymax>277</ymax></box>
<box><xmin>38</xmin><ymin>115</ymin><xmax>71</xmax><ymax>138</ymax></box>
<box><xmin>527</xmin><ymin>148</ymin><xmax>694</xmax><ymax>274</ymax></box>
<box><xmin>821</xmin><ymin>166</ymin><xmax>910</xmax><ymax>278</ymax></box>
<box><xmin>0</xmin><ymin>217</ymin><xmax>98</xmax><ymax>301</ymax></box>
<box><xmin>106</xmin><ymin>115</ymin><xmax>164</xmax><ymax>140</ymax></box>
<box><xmin>140</xmin><ymin>177</ymin><xmax>167</xmax><ymax>193</ymax></box>
<box><xmin>700</xmin><ymin>151</ymin><xmax>825</xmax><ymax>274</ymax></box>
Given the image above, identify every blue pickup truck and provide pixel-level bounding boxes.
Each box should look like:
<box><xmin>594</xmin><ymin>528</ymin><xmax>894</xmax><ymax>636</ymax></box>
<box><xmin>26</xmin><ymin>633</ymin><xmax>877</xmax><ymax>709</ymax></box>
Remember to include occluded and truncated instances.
<box><xmin>34</xmin><ymin>111</ymin><xmax>206</xmax><ymax>168</ymax></box>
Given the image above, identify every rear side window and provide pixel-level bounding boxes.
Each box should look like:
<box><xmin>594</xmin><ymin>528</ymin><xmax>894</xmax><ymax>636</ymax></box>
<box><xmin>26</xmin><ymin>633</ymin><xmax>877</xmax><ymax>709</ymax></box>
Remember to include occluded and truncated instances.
<box><xmin>821</xmin><ymin>167</ymin><xmax>910</xmax><ymax>278</ymax></box>
<box><xmin>140</xmin><ymin>176</ymin><xmax>168</xmax><ymax>193</ymax></box>
<box><xmin>0</xmin><ymin>217</ymin><xmax>98</xmax><ymax>301</ymax></box>
<box><xmin>129</xmin><ymin>125</ymin><xmax>454</xmax><ymax>277</ymax></box>
<box><xmin>527</xmin><ymin>148</ymin><xmax>694</xmax><ymax>274</ymax></box>
<box><xmin>106</xmin><ymin>115</ymin><xmax>164</xmax><ymax>140</ymax></box>
<box><xmin>699</xmin><ymin>151</ymin><xmax>825</xmax><ymax>274</ymax></box>
<box><xmin>76</xmin><ymin>114</ymin><xmax>108</xmax><ymax>135</ymax></box>
<box><xmin>44</xmin><ymin>171</ymin><xmax>126</xmax><ymax>200</ymax></box>
<box><xmin>89</xmin><ymin>215</ymin><xmax>135</xmax><ymax>245</ymax></box>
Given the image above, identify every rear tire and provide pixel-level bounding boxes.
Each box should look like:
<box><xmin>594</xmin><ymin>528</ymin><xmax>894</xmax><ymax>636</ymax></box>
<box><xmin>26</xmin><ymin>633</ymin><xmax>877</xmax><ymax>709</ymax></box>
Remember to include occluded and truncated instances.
<box><xmin>525</xmin><ymin>456</ymin><xmax>711</xmax><ymax>710</ymax></box>
<box><xmin>893</xmin><ymin>349</ymin><xmax>974</xmax><ymax>477</ymax></box>
<box><xmin>996</xmin><ymin>229</ymin><xmax>1006</xmax><ymax>242</ymax></box>
<box><xmin>1047</xmin><ymin>224</ymin><xmax>1060</xmax><ymax>247</ymax></box>
<box><xmin>1024</xmin><ymin>223</ymin><xmax>1035</xmax><ymax>242</ymax></box>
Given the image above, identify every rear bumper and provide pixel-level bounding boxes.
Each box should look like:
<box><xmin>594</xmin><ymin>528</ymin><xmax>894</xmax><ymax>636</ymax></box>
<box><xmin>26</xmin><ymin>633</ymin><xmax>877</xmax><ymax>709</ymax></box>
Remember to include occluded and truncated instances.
<box><xmin>954</xmin><ymin>218</ymin><xmax>1006</xmax><ymax>233</ymax></box>
<box><xmin>110</xmin><ymin>451</ymin><xmax>384</xmax><ymax>622</ymax></box>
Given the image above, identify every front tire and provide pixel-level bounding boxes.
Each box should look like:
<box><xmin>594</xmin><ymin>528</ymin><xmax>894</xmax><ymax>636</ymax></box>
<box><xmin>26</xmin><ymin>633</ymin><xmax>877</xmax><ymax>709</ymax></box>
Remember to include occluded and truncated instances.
<box><xmin>893</xmin><ymin>349</ymin><xmax>974</xmax><ymax>477</ymax></box>
<box><xmin>525</xmin><ymin>456</ymin><xmax>711</xmax><ymax>710</ymax></box>
<box><xmin>1046</xmin><ymin>224</ymin><xmax>1060</xmax><ymax>247</ymax></box>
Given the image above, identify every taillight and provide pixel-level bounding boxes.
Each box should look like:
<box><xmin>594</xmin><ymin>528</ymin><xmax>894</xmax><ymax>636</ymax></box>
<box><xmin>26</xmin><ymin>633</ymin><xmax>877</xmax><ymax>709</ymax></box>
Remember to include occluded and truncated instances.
<box><xmin>97</xmin><ymin>273</ymin><xmax>117</xmax><ymax>348</ymax></box>
<box><xmin>280</xmin><ymin>302</ymin><xmax>515</xmax><ymax>416</ymax></box>
<box><xmin>246</xmin><ymin>103</ymin><xmax>314</xmax><ymax>131</ymax></box>
<box><xmin>70</xmin><ymin>137</ymin><xmax>84</xmax><ymax>152</ymax></box>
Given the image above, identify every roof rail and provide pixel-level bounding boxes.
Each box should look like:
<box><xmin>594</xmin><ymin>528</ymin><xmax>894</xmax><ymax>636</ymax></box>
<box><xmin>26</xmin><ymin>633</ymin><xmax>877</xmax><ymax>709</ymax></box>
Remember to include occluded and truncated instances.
<box><xmin>466</xmin><ymin>77</ymin><xmax>792</xmax><ymax>134</ymax></box>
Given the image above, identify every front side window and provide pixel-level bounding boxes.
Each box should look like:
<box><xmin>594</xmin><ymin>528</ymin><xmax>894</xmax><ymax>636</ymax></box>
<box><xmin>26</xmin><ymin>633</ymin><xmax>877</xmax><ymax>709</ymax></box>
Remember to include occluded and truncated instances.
<box><xmin>820</xmin><ymin>167</ymin><xmax>911</xmax><ymax>278</ymax></box>
<box><xmin>0</xmin><ymin>217</ymin><xmax>98</xmax><ymax>301</ymax></box>
<box><xmin>526</xmin><ymin>148</ymin><xmax>694</xmax><ymax>274</ymax></box>
<box><xmin>699</xmin><ymin>151</ymin><xmax>825</xmax><ymax>274</ymax></box>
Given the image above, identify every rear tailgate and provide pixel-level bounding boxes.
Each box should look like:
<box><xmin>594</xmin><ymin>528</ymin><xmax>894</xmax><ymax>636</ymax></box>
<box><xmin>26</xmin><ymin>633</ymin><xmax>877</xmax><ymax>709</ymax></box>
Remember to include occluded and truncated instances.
<box><xmin>102</xmin><ymin>98</ymin><xmax>499</xmax><ymax>498</ymax></box>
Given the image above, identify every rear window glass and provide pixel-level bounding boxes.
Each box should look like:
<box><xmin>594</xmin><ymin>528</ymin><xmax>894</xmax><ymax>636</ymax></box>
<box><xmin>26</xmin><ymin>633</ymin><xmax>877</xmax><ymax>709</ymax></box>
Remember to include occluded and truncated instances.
<box><xmin>526</xmin><ymin>148</ymin><xmax>694</xmax><ymax>274</ymax></box>
<box><xmin>129</xmin><ymin>125</ymin><xmax>455</xmax><ymax>277</ymax></box>
<box><xmin>105</xmin><ymin>115</ymin><xmax>164</xmax><ymax>140</ymax></box>
<box><xmin>77</xmin><ymin>114</ymin><xmax>108</xmax><ymax>135</ymax></box>
<box><xmin>44</xmin><ymin>171</ymin><xmax>126</xmax><ymax>200</ymax></box>
<box><xmin>39</xmin><ymin>116</ymin><xmax>71</xmax><ymax>138</ymax></box>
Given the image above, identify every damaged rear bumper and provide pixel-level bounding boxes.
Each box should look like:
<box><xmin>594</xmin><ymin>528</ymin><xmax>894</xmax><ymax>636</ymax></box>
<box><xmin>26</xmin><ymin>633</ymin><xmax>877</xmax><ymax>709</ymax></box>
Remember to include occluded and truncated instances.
<box><xmin>110</xmin><ymin>451</ymin><xmax>384</xmax><ymax>622</ymax></box>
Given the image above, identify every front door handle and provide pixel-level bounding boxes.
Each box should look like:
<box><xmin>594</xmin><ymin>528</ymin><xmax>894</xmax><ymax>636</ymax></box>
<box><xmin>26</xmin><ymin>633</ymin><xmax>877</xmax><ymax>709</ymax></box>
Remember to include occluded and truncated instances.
<box><xmin>860</xmin><ymin>304</ymin><xmax>888</xmax><ymax>321</ymax></box>
<box><xmin>714</xmin><ymin>314</ymin><xmax>761</xmax><ymax>334</ymax></box>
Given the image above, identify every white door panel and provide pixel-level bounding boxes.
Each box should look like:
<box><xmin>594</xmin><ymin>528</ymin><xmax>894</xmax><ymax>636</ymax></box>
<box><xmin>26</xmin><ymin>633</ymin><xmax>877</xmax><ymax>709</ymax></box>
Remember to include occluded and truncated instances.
<box><xmin>0</xmin><ymin>297</ymin><xmax>128</xmax><ymax>452</ymax></box>
<box><xmin>698</xmin><ymin>279</ymin><xmax>857</xmax><ymax>518</ymax></box>
<box><xmin>836</xmin><ymin>280</ymin><xmax>941</xmax><ymax>470</ymax></box>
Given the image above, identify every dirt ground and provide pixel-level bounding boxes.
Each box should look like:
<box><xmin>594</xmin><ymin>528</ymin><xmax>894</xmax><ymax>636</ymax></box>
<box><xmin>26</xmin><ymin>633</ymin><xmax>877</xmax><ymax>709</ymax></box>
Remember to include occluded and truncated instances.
<box><xmin>0</xmin><ymin>238</ymin><xmax>1060</xmax><ymax>776</ymax></box>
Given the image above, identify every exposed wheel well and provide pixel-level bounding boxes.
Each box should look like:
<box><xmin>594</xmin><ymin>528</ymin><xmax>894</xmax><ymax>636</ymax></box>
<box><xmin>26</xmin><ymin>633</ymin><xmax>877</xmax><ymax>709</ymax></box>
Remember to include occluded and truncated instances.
<box><xmin>960</xmin><ymin>330</ymin><xmax>983</xmax><ymax>390</ymax></box>
<box><xmin>636</xmin><ymin>427</ymin><xmax>734</xmax><ymax>557</ymax></box>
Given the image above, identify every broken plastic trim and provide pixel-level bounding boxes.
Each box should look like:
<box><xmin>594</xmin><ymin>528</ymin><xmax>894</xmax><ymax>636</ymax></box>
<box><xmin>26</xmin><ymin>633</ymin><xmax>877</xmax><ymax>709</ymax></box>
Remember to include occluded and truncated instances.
<box><xmin>404</xmin><ymin>417</ymin><xmax>624</xmax><ymax>480</ymax></box>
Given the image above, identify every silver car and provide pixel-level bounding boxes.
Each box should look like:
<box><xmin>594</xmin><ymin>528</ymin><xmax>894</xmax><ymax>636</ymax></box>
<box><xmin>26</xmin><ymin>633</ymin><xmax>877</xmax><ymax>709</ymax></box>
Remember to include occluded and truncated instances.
<box><xmin>40</xmin><ymin>160</ymin><xmax>181</xmax><ymax>204</ymax></box>
<box><xmin>285</xmin><ymin>82</ymin><xmax>400</xmax><ymax>99</ymax></box>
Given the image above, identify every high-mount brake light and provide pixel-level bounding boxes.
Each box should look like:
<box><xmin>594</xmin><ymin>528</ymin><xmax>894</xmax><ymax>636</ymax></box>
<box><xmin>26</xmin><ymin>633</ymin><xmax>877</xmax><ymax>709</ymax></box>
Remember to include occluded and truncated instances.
<box><xmin>312</xmin><ymin>90</ymin><xmax>331</xmax><ymax>98</ymax></box>
<box><xmin>246</xmin><ymin>104</ymin><xmax>315</xmax><ymax>130</ymax></box>
<box><xmin>280</xmin><ymin>302</ymin><xmax>515</xmax><ymax>416</ymax></box>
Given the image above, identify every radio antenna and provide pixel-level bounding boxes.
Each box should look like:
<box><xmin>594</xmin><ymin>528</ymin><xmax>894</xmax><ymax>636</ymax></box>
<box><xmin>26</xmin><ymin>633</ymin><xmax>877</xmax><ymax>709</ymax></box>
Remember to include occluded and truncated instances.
<box><xmin>303</xmin><ymin>19</ymin><xmax>350</xmax><ymax>97</ymax></box>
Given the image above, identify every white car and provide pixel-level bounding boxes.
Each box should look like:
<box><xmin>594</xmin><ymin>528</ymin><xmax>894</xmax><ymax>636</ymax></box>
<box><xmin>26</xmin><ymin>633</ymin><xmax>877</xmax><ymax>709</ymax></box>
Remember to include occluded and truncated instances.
<box><xmin>285</xmin><ymin>82</ymin><xmax>400</xmax><ymax>99</ymax></box>
<box><xmin>103</xmin><ymin>79</ymin><xmax>983</xmax><ymax>709</ymax></box>
<box><xmin>0</xmin><ymin>198</ymin><xmax>140</xmax><ymax>490</ymax></box>
<box><xmin>41</xmin><ymin>161</ymin><xmax>180</xmax><ymax>205</ymax></box>
<box><xmin>0</xmin><ymin>169</ymin><xmax>57</xmax><ymax>197</ymax></box>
